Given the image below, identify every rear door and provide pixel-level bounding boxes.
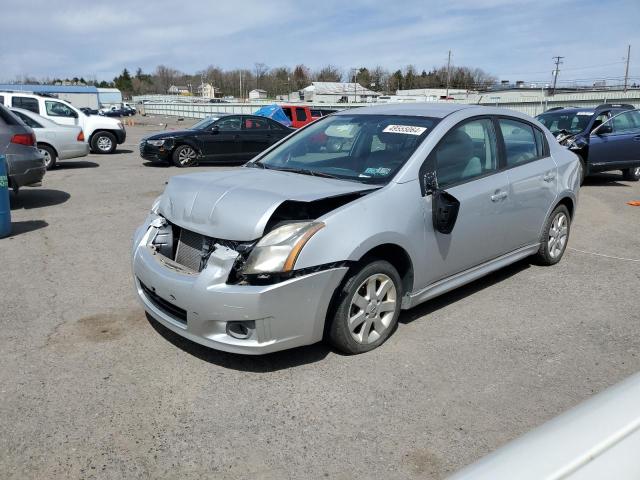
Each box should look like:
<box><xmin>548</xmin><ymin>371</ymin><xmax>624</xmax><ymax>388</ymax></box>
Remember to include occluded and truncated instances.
<box><xmin>240</xmin><ymin>116</ymin><xmax>272</xmax><ymax>157</ymax></box>
<box><xmin>421</xmin><ymin>117</ymin><xmax>511</xmax><ymax>284</ymax></box>
<box><xmin>497</xmin><ymin>117</ymin><xmax>558</xmax><ymax>249</ymax></box>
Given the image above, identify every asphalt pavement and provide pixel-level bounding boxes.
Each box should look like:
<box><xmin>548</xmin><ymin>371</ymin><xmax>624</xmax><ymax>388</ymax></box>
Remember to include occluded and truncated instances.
<box><xmin>1</xmin><ymin>116</ymin><xmax>639</xmax><ymax>479</ymax></box>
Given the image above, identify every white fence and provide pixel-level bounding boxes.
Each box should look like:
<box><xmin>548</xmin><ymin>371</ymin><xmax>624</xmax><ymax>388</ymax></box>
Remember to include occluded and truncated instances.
<box><xmin>135</xmin><ymin>89</ymin><xmax>640</xmax><ymax>119</ymax></box>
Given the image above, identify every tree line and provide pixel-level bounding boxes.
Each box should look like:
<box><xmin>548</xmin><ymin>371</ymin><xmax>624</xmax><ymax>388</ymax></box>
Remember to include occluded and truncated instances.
<box><xmin>16</xmin><ymin>63</ymin><xmax>497</xmax><ymax>98</ymax></box>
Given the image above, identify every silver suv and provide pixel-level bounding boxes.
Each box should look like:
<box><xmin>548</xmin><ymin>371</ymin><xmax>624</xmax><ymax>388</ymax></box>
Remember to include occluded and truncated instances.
<box><xmin>132</xmin><ymin>104</ymin><xmax>580</xmax><ymax>355</ymax></box>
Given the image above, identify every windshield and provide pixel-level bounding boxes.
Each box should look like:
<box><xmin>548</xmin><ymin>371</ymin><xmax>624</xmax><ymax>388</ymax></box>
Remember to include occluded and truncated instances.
<box><xmin>536</xmin><ymin>110</ymin><xmax>594</xmax><ymax>135</ymax></box>
<box><xmin>189</xmin><ymin>116</ymin><xmax>219</xmax><ymax>130</ymax></box>
<box><xmin>253</xmin><ymin>114</ymin><xmax>438</xmax><ymax>184</ymax></box>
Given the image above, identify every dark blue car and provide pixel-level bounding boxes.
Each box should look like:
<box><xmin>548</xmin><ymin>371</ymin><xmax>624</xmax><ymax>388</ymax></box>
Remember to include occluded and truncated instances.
<box><xmin>536</xmin><ymin>104</ymin><xmax>640</xmax><ymax>183</ymax></box>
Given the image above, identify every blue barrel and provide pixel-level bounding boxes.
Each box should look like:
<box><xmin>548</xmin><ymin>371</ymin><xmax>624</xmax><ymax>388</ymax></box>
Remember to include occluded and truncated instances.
<box><xmin>0</xmin><ymin>154</ymin><xmax>11</xmax><ymax>238</ymax></box>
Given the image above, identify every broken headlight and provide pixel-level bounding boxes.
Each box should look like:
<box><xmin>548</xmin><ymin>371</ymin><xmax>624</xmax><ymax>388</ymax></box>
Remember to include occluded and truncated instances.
<box><xmin>241</xmin><ymin>222</ymin><xmax>324</xmax><ymax>275</ymax></box>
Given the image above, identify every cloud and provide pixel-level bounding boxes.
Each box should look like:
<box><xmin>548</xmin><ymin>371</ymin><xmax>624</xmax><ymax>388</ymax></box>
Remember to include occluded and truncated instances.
<box><xmin>1</xmin><ymin>0</ymin><xmax>639</xmax><ymax>85</ymax></box>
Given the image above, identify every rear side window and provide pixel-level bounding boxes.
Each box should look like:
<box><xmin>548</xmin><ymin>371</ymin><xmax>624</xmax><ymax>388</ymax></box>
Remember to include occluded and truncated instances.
<box><xmin>13</xmin><ymin>111</ymin><xmax>42</xmax><ymax>128</ymax></box>
<box><xmin>296</xmin><ymin>108</ymin><xmax>307</xmax><ymax>121</ymax></box>
<box><xmin>242</xmin><ymin>117</ymin><xmax>269</xmax><ymax>130</ymax></box>
<box><xmin>12</xmin><ymin>96</ymin><xmax>40</xmax><ymax>114</ymax></box>
<box><xmin>281</xmin><ymin>107</ymin><xmax>293</xmax><ymax>121</ymax></box>
<box><xmin>499</xmin><ymin>119</ymin><xmax>539</xmax><ymax>166</ymax></box>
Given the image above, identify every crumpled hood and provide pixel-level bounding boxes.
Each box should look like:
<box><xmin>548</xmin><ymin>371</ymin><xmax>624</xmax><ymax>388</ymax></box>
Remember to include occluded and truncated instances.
<box><xmin>157</xmin><ymin>168</ymin><xmax>378</xmax><ymax>240</ymax></box>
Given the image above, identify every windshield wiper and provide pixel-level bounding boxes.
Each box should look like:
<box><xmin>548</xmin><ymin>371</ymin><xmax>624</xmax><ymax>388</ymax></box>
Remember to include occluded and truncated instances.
<box><xmin>268</xmin><ymin>166</ymin><xmax>340</xmax><ymax>179</ymax></box>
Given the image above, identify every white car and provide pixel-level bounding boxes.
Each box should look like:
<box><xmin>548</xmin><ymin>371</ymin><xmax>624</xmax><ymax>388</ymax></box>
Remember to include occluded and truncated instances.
<box><xmin>0</xmin><ymin>91</ymin><xmax>126</xmax><ymax>154</ymax></box>
<box><xmin>11</xmin><ymin>108</ymin><xmax>90</xmax><ymax>169</ymax></box>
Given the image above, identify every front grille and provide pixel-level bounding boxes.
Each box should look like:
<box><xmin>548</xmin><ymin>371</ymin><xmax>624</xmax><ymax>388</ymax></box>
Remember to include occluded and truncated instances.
<box><xmin>175</xmin><ymin>228</ymin><xmax>206</xmax><ymax>272</ymax></box>
<box><xmin>139</xmin><ymin>280</ymin><xmax>187</xmax><ymax>324</ymax></box>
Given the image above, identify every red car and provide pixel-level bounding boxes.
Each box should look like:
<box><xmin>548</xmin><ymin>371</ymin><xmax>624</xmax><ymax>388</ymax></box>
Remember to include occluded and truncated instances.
<box><xmin>281</xmin><ymin>105</ymin><xmax>337</xmax><ymax>129</ymax></box>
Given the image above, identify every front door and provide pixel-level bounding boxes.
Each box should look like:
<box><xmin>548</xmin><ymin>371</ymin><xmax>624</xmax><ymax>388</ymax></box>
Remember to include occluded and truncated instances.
<box><xmin>421</xmin><ymin>117</ymin><xmax>512</xmax><ymax>286</ymax></box>
<box><xmin>199</xmin><ymin>116</ymin><xmax>242</xmax><ymax>160</ymax></box>
<box><xmin>44</xmin><ymin>100</ymin><xmax>79</xmax><ymax>126</ymax></box>
<box><xmin>589</xmin><ymin>110</ymin><xmax>640</xmax><ymax>170</ymax></box>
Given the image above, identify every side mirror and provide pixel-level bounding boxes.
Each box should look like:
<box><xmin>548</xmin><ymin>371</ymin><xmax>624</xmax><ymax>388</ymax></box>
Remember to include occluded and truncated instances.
<box><xmin>432</xmin><ymin>190</ymin><xmax>460</xmax><ymax>235</ymax></box>
<box><xmin>594</xmin><ymin>123</ymin><xmax>612</xmax><ymax>135</ymax></box>
<box><xmin>211</xmin><ymin>125</ymin><xmax>219</xmax><ymax>134</ymax></box>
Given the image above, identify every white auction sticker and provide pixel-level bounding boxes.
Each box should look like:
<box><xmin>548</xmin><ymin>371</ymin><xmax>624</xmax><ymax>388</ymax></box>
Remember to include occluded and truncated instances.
<box><xmin>576</xmin><ymin>112</ymin><xmax>593</xmax><ymax>116</ymax></box>
<box><xmin>382</xmin><ymin>125</ymin><xmax>428</xmax><ymax>135</ymax></box>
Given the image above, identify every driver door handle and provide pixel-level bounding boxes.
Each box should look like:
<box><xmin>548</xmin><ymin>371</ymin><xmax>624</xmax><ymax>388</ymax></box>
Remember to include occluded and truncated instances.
<box><xmin>490</xmin><ymin>191</ymin><xmax>508</xmax><ymax>202</ymax></box>
<box><xmin>543</xmin><ymin>172</ymin><xmax>556</xmax><ymax>182</ymax></box>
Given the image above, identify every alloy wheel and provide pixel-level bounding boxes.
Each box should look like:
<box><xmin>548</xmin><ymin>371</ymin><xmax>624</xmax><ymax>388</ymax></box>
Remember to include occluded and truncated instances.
<box><xmin>39</xmin><ymin>148</ymin><xmax>52</xmax><ymax>168</ymax></box>
<box><xmin>97</xmin><ymin>136</ymin><xmax>113</xmax><ymax>152</ymax></box>
<box><xmin>548</xmin><ymin>212</ymin><xmax>568</xmax><ymax>259</ymax></box>
<box><xmin>348</xmin><ymin>273</ymin><xmax>397</xmax><ymax>344</ymax></box>
<box><xmin>178</xmin><ymin>146</ymin><xmax>197</xmax><ymax>166</ymax></box>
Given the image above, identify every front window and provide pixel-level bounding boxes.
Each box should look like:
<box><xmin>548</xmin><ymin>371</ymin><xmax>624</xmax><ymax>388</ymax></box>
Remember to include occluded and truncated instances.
<box><xmin>45</xmin><ymin>101</ymin><xmax>75</xmax><ymax>117</ymax></box>
<box><xmin>536</xmin><ymin>110</ymin><xmax>594</xmax><ymax>135</ymax></box>
<box><xmin>189</xmin><ymin>116</ymin><xmax>219</xmax><ymax>130</ymax></box>
<box><xmin>254</xmin><ymin>114</ymin><xmax>438</xmax><ymax>184</ymax></box>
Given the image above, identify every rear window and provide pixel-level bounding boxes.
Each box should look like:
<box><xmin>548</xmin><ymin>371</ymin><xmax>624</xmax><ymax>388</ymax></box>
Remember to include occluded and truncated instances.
<box><xmin>13</xmin><ymin>110</ymin><xmax>42</xmax><ymax>128</ymax></box>
<box><xmin>11</xmin><ymin>96</ymin><xmax>40</xmax><ymax>114</ymax></box>
<box><xmin>499</xmin><ymin>118</ymin><xmax>539</xmax><ymax>166</ymax></box>
<box><xmin>296</xmin><ymin>108</ymin><xmax>307</xmax><ymax>122</ymax></box>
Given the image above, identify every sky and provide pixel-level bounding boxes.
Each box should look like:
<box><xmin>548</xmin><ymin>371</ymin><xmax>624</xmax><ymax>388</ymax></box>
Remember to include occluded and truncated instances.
<box><xmin>2</xmin><ymin>0</ymin><xmax>639</xmax><ymax>86</ymax></box>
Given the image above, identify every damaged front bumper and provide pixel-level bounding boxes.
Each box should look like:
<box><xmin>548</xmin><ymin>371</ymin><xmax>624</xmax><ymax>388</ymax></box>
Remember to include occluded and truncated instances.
<box><xmin>132</xmin><ymin>221</ymin><xmax>348</xmax><ymax>354</ymax></box>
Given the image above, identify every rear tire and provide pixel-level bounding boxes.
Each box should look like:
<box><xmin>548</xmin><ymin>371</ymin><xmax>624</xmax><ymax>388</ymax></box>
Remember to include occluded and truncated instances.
<box><xmin>578</xmin><ymin>156</ymin><xmax>587</xmax><ymax>185</ymax></box>
<box><xmin>38</xmin><ymin>144</ymin><xmax>57</xmax><ymax>170</ymax></box>
<box><xmin>328</xmin><ymin>260</ymin><xmax>402</xmax><ymax>354</ymax></box>
<box><xmin>533</xmin><ymin>204</ymin><xmax>571</xmax><ymax>266</ymax></box>
<box><xmin>172</xmin><ymin>144</ymin><xmax>198</xmax><ymax>167</ymax></box>
<box><xmin>622</xmin><ymin>166</ymin><xmax>640</xmax><ymax>181</ymax></box>
<box><xmin>91</xmin><ymin>131</ymin><xmax>116</xmax><ymax>154</ymax></box>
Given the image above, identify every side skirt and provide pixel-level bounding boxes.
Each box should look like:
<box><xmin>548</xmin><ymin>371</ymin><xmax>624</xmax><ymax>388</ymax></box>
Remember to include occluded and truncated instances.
<box><xmin>401</xmin><ymin>244</ymin><xmax>540</xmax><ymax>310</ymax></box>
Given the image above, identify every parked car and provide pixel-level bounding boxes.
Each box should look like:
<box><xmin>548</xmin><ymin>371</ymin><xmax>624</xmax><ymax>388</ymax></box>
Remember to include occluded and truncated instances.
<box><xmin>10</xmin><ymin>107</ymin><xmax>90</xmax><ymax>169</ymax></box>
<box><xmin>80</xmin><ymin>107</ymin><xmax>100</xmax><ymax>116</ymax></box>
<box><xmin>0</xmin><ymin>91</ymin><xmax>126</xmax><ymax>154</ymax></box>
<box><xmin>0</xmin><ymin>104</ymin><xmax>45</xmax><ymax>192</ymax></box>
<box><xmin>281</xmin><ymin>105</ymin><xmax>334</xmax><ymax>128</ymax></box>
<box><xmin>139</xmin><ymin>114</ymin><xmax>294</xmax><ymax>167</ymax></box>
<box><xmin>101</xmin><ymin>107</ymin><xmax>126</xmax><ymax>117</ymax></box>
<box><xmin>132</xmin><ymin>104</ymin><xmax>580</xmax><ymax>355</ymax></box>
<box><xmin>536</xmin><ymin>104</ymin><xmax>640</xmax><ymax>182</ymax></box>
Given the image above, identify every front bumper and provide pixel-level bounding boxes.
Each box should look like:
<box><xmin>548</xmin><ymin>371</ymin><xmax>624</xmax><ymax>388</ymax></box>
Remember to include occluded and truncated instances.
<box><xmin>132</xmin><ymin>225</ymin><xmax>348</xmax><ymax>354</ymax></box>
<box><xmin>139</xmin><ymin>142</ymin><xmax>171</xmax><ymax>162</ymax></box>
<box><xmin>115</xmin><ymin>128</ymin><xmax>126</xmax><ymax>144</ymax></box>
<box><xmin>6</xmin><ymin>152</ymin><xmax>46</xmax><ymax>188</ymax></box>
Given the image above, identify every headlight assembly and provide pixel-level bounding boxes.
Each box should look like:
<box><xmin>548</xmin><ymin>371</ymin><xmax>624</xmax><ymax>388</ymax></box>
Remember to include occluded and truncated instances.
<box><xmin>147</xmin><ymin>139</ymin><xmax>165</xmax><ymax>147</ymax></box>
<box><xmin>242</xmin><ymin>222</ymin><xmax>325</xmax><ymax>275</ymax></box>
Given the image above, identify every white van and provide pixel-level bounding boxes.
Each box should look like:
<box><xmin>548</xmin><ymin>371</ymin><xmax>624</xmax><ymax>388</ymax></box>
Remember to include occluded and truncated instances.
<box><xmin>0</xmin><ymin>91</ymin><xmax>126</xmax><ymax>154</ymax></box>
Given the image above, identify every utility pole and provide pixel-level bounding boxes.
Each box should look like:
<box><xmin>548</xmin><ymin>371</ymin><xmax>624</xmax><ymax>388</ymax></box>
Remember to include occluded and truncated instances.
<box><xmin>624</xmin><ymin>44</ymin><xmax>631</xmax><ymax>92</ymax></box>
<box><xmin>551</xmin><ymin>56</ymin><xmax>563</xmax><ymax>95</ymax></box>
<box><xmin>445</xmin><ymin>50</ymin><xmax>452</xmax><ymax>98</ymax></box>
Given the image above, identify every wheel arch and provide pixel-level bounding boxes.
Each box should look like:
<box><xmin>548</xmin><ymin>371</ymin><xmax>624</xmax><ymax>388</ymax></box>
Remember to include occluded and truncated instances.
<box><xmin>356</xmin><ymin>243</ymin><xmax>414</xmax><ymax>296</ymax></box>
<box><xmin>37</xmin><ymin>141</ymin><xmax>58</xmax><ymax>158</ymax></box>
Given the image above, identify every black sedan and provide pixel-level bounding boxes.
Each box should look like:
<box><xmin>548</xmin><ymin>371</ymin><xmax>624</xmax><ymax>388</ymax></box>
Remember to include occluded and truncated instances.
<box><xmin>139</xmin><ymin>114</ymin><xmax>294</xmax><ymax>167</ymax></box>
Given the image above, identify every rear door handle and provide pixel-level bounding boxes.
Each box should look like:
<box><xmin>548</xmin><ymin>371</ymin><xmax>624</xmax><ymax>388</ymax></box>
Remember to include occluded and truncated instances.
<box><xmin>490</xmin><ymin>191</ymin><xmax>508</xmax><ymax>202</ymax></box>
<box><xmin>543</xmin><ymin>172</ymin><xmax>556</xmax><ymax>182</ymax></box>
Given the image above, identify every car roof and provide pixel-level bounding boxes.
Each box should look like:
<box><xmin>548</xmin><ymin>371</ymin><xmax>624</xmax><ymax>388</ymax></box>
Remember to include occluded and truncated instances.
<box><xmin>334</xmin><ymin>102</ymin><xmax>477</xmax><ymax>119</ymax></box>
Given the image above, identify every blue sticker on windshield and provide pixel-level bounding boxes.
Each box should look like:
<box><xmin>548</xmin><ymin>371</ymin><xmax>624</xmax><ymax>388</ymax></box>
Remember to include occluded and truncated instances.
<box><xmin>364</xmin><ymin>167</ymin><xmax>392</xmax><ymax>176</ymax></box>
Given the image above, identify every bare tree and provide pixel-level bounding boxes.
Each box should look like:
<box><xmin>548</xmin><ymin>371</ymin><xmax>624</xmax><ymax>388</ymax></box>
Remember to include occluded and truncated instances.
<box><xmin>254</xmin><ymin>63</ymin><xmax>269</xmax><ymax>89</ymax></box>
<box><xmin>314</xmin><ymin>65</ymin><xmax>342</xmax><ymax>82</ymax></box>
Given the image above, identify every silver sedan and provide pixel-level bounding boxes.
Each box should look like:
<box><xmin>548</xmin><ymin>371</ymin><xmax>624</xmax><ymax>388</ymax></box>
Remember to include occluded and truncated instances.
<box><xmin>10</xmin><ymin>107</ymin><xmax>90</xmax><ymax>169</ymax></box>
<box><xmin>132</xmin><ymin>103</ymin><xmax>580</xmax><ymax>355</ymax></box>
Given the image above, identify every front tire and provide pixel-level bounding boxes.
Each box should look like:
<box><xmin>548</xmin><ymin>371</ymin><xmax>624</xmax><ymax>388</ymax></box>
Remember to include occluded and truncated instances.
<box><xmin>38</xmin><ymin>144</ymin><xmax>57</xmax><ymax>170</ymax></box>
<box><xmin>622</xmin><ymin>166</ymin><xmax>640</xmax><ymax>181</ymax></box>
<box><xmin>91</xmin><ymin>131</ymin><xmax>117</xmax><ymax>154</ymax></box>
<box><xmin>328</xmin><ymin>260</ymin><xmax>402</xmax><ymax>354</ymax></box>
<box><xmin>172</xmin><ymin>144</ymin><xmax>198</xmax><ymax>167</ymax></box>
<box><xmin>533</xmin><ymin>204</ymin><xmax>571</xmax><ymax>266</ymax></box>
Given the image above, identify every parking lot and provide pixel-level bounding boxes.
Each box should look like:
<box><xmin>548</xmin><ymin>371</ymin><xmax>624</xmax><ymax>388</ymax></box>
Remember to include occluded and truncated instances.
<box><xmin>2</xmin><ymin>117</ymin><xmax>640</xmax><ymax>479</ymax></box>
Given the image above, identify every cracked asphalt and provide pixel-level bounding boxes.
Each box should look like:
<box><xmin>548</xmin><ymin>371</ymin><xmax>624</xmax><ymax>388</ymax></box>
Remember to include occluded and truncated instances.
<box><xmin>1</xmin><ymin>117</ymin><xmax>639</xmax><ymax>479</ymax></box>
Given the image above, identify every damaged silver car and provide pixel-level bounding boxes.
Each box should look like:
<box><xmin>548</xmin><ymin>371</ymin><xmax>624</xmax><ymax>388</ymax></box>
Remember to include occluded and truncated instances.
<box><xmin>132</xmin><ymin>104</ymin><xmax>580</xmax><ymax>355</ymax></box>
